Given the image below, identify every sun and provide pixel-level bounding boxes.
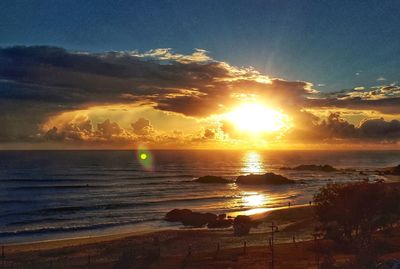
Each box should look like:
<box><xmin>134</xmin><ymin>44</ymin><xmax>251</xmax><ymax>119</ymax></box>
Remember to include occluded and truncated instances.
<box><xmin>226</xmin><ymin>103</ymin><xmax>289</xmax><ymax>134</ymax></box>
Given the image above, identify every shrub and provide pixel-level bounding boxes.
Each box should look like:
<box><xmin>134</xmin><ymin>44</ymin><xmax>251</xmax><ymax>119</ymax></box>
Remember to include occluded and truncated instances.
<box><xmin>314</xmin><ymin>182</ymin><xmax>400</xmax><ymax>244</ymax></box>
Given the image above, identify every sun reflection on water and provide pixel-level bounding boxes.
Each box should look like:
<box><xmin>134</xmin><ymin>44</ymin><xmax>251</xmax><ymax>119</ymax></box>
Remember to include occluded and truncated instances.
<box><xmin>241</xmin><ymin>151</ymin><xmax>264</xmax><ymax>174</ymax></box>
<box><xmin>243</xmin><ymin>193</ymin><xmax>265</xmax><ymax>207</ymax></box>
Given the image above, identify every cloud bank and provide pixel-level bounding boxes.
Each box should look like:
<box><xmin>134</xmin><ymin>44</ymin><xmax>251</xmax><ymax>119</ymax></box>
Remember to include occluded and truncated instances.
<box><xmin>0</xmin><ymin>45</ymin><xmax>399</xmax><ymax>147</ymax></box>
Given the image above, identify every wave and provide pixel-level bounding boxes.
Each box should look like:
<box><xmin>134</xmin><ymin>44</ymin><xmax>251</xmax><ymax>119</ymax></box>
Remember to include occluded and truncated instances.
<box><xmin>7</xmin><ymin>185</ymin><xmax>102</xmax><ymax>191</ymax></box>
<box><xmin>0</xmin><ymin>218</ymin><xmax>160</xmax><ymax>238</ymax></box>
<box><xmin>7</xmin><ymin>216</ymin><xmax>76</xmax><ymax>226</ymax></box>
<box><xmin>0</xmin><ymin>178</ymin><xmax>103</xmax><ymax>183</ymax></box>
<box><xmin>1</xmin><ymin>195</ymin><xmax>234</xmax><ymax>219</ymax></box>
<box><xmin>135</xmin><ymin>174</ymin><xmax>195</xmax><ymax>179</ymax></box>
<box><xmin>1</xmin><ymin>174</ymin><xmax>195</xmax><ymax>185</ymax></box>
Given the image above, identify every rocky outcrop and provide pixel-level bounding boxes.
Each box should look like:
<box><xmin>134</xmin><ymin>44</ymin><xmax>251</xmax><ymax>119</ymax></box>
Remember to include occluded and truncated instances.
<box><xmin>207</xmin><ymin>214</ymin><xmax>233</xmax><ymax>228</ymax></box>
<box><xmin>386</xmin><ymin>165</ymin><xmax>400</xmax><ymax>175</ymax></box>
<box><xmin>236</xmin><ymin>173</ymin><xmax>295</xmax><ymax>185</ymax></box>
<box><xmin>281</xmin><ymin>164</ymin><xmax>337</xmax><ymax>172</ymax></box>
<box><xmin>165</xmin><ymin>209</ymin><xmax>262</xmax><ymax>232</ymax></box>
<box><xmin>292</xmin><ymin>164</ymin><xmax>337</xmax><ymax>172</ymax></box>
<box><xmin>165</xmin><ymin>209</ymin><xmax>217</xmax><ymax>227</ymax></box>
<box><xmin>165</xmin><ymin>209</ymin><xmax>193</xmax><ymax>222</ymax></box>
<box><xmin>233</xmin><ymin>215</ymin><xmax>253</xmax><ymax>236</ymax></box>
<box><xmin>194</xmin><ymin>175</ymin><xmax>231</xmax><ymax>184</ymax></box>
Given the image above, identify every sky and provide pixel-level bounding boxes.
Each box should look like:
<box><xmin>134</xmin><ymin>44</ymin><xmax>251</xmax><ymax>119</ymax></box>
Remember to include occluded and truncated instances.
<box><xmin>0</xmin><ymin>0</ymin><xmax>400</xmax><ymax>149</ymax></box>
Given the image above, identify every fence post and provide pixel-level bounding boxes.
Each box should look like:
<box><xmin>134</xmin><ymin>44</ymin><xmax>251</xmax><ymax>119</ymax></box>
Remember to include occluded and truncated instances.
<box><xmin>269</xmin><ymin>222</ymin><xmax>278</xmax><ymax>269</ymax></box>
<box><xmin>243</xmin><ymin>241</ymin><xmax>247</xmax><ymax>255</ymax></box>
<box><xmin>1</xmin><ymin>246</ymin><xmax>4</xmax><ymax>268</ymax></box>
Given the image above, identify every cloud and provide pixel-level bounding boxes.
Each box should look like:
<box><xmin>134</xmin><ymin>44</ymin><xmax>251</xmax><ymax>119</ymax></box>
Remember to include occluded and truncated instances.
<box><xmin>0</xmin><ymin>45</ymin><xmax>399</xmax><ymax>146</ymax></box>
<box><xmin>358</xmin><ymin>118</ymin><xmax>400</xmax><ymax>140</ymax></box>
<box><xmin>131</xmin><ymin>118</ymin><xmax>154</xmax><ymax>135</ymax></box>
<box><xmin>203</xmin><ymin>128</ymin><xmax>216</xmax><ymax>139</ymax></box>
<box><xmin>290</xmin><ymin>112</ymin><xmax>400</xmax><ymax>143</ymax></box>
<box><xmin>44</xmin><ymin>117</ymin><xmax>133</xmax><ymax>142</ymax></box>
<box><xmin>0</xmin><ymin>45</ymin><xmax>314</xmax><ymax>143</ymax></box>
<box><xmin>130</xmin><ymin>48</ymin><xmax>212</xmax><ymax>63</ymax></box>
<box><xmin>309</xmin><ymin>85</ymin><xmax>400</xmax><ymax>115</ymax></box>
<box><xmin>44</xmin><ymin>116</ymin><xmax>93</xmax><ymax>141</ymax></box>
<box><xmin>96</xmin><ymin>119</ymin><xmax>124</xmax><ymax>139</ymax></box>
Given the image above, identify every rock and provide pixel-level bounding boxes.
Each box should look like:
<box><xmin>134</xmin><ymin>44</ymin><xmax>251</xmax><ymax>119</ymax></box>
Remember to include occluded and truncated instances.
<box><xmin>236</xmin><ymin>173</ymin><xmax>295</xmax><ymax>185</ymax></box>
<box><xmin>165</xmin><ymin>209</ymin><xmax>193</xmax><ymax>222</ymax></box>
<box><xmin>207</xmin><ymin>218</ymin><xmax>233</xmax><ymax>229</ymax></box>
<box><xmin>194</xmin><ymin>175</ymin><xmax>231</xmax><ymax>184</ymax></box>
<box><xmin>291</xmin><ymin>164</ymin><xmax>337</xmax><ymax>172</ymax></box>
<box><xmin>164</xmin><ymin>209</ymin><xmax>217</xmax><ymax>227</ymax></box>
<box><xmin>181</xmin><ymin>212</ymin><xmax>217</xmax><ymax>227</ymax></box>
<box><xmin>388</xmin><ymin>165</ymin><xmax>400</xmax><ymax>175</ymax></box>
<box><xmin>233</xmin><ymin>215</ymin><xmax>252</xmax><ymax>236</ymax></box>
<box><xmin>218</xmin><ymin>213</ymin><xmax>226</xmax><ymax>220</ymax></box>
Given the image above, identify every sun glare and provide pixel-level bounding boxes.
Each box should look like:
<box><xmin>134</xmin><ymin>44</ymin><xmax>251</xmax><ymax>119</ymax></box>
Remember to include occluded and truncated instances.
<box><xmin>243</xmin><ymin>193</ymin><xmax>265</xmax><ymax>207</ymax></box>
<box><xmin>227</xmin><ymin>103</ymin><xmax>288</xmax><ymax>134</ymax></box>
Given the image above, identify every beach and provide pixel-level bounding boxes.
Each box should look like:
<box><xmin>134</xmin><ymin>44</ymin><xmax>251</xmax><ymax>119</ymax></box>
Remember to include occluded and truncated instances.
<box><xmin>3</xmin><ymin>204</ymin><xmax>400</xmax><ymax>269</ymax></box>
<box><xmin>2</xmin><ymin>205</ymin><xmax>317</xmax><ymax>268</ymax></box>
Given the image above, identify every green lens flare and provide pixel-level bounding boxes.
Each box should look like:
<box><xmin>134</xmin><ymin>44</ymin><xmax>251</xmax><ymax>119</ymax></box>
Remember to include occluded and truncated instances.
<box><xmin>137</xmin><ymin>147</ymin><xmax>153</xmax><ymax>170</ymax></box>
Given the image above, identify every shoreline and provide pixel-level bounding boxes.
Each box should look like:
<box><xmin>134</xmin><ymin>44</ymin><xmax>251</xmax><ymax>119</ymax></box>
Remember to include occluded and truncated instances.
<box><xmin>4</xmin><ymin>193</ymin><xmax>400</xmax><ymax>268</ymax></box>
<box><xmin>4</xmin><ymin>204</ymin><xmax>311</xmax><ymax>253</ymax></box>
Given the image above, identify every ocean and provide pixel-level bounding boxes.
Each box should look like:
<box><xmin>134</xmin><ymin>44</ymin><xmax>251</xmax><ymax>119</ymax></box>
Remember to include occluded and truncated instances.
<box><xmin>0</xmin><ymin>150</ymin><xmax>399</xmax><ymax>244</ymax></box>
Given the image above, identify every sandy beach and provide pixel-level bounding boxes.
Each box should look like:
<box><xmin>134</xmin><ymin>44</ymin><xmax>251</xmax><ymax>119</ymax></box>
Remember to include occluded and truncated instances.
<box><xmin>0</xmin><ymin>204</ymin><xmax>391</xmax><ymax>269</ymax></box>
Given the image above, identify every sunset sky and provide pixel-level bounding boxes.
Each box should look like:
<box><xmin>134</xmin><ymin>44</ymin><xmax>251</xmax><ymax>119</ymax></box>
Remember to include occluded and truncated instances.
<box><xmin>1</xmin><ymin>0</ymin><xmax>400</xmax><ymax>149</ymax></box>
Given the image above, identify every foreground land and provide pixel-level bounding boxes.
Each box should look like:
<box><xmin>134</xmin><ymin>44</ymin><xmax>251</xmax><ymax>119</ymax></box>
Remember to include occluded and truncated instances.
<box><xmin>3</xmin><ymin>205</ymin><xmax>400</xmax><ymax>269</ymax></box>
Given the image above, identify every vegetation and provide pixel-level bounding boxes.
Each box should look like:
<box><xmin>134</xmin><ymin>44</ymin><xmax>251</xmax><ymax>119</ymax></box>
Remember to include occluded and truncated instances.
<box><xmin>314</xmin><ymin>182</ymin><xmax>400</xmax><ymax>268</ymax></box>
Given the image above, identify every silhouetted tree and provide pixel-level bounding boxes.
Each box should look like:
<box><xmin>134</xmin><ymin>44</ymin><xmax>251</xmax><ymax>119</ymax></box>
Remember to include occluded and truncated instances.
<box><xmin>314</xmin><ymin>182</ymin><xmax>400</xmax><ymax>268</ymax></box>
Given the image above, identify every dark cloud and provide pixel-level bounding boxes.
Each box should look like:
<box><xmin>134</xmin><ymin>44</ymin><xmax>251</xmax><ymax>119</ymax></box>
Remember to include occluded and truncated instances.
<box><xmin>96</xmin><ymin>119</ymin><xmax>123</xmax><ymax>139</ymax></box>
<box><xmin>203</xmin><ymin>128</ymin><xmax>216</xmax><ymax>139</ymax></box>
<box><xmin>1</xmin><ymin>45</ymin><xmax>400</xmax><ymax>145</ymax></box>
<box><xmin>131</xmin><ymin>118</ymin><xmax>153</xmax><ymax>136</ymax></box>
<box><xmin>44</xmin><ymin>118</ymin><xmax>135</xmax><ymax>143</ymax></box>
<box><xmin>309</xmin><ymin>86</ymin><xmax>400</xmax><ymax>114</ymax></box>
<box><xmin>44</xmin><ymin>116</ymin><xmax>93</xmax><ymax>142</ymax></box>
<box><xmin>290</xmin><ymin>112</ymin><xmax>400</xmax><ymax>143</ymax></box>
<box><xmin>358</xmin><ymin>118</ymin><xmax>400</xmax><ymax>140</ymax></box>
<box><xmin>0</xmin><ymin>45</ymin><xmax>313</xmax><ymax>142</ymax></box>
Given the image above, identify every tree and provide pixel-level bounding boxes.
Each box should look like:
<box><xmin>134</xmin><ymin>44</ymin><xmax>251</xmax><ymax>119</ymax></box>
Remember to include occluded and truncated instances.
<box><xmin>314</xmin><ymin>182</ymin><xmax>400</xmax><ymax>268</ymax></box>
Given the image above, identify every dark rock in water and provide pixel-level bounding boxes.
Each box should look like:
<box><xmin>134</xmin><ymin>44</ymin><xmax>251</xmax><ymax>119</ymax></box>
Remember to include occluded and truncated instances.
<box><xmin>387</xmin><ymin>165</ymin><xmax>400</xmax><ymax>175</ymax></box>
<box><xmin>181</xmin><ymin>212</ymin><xmax>217</xmax><ymax>227</ymax></box>
<box><xmin>292</xmin><ymin>164</ymin><xmax>337</xmax><ymax>172</ymax></box>
<box><xmin>236</xmin><ymin>173</ymin><xmax>295</xmax><ymax>185</ymax></box>
<box><xmin>194</xmin><ymin>175</ymin><xmax>231</xmax><ymax>184</ymax></box>
<box><xmin>164</xmin><ymin>209</ymin><xmax>217</xmax><ymax>227</ymax></box>
<box><xmin>233</xmin><ymin>215</ymin><xmax>253</xmax><ymax>236</ymax></box>
<box><xmin>207</xmin><ymin>218</ymin><xmax>233</xmax><ymax>229</ymax></box>
<box><xmin>165</xmin><ymin>209</ymin><xmax>193</xmax><ymax>222</ymax></box>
